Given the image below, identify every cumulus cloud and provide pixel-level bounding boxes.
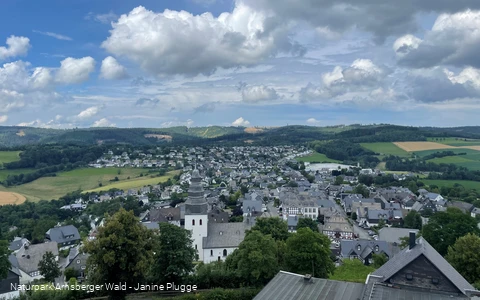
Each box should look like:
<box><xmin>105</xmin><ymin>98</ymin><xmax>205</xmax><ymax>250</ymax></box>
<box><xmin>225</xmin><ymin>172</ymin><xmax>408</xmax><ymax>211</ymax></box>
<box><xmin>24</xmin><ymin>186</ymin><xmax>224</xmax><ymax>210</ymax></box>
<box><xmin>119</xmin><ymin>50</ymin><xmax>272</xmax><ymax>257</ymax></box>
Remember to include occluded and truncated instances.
<box><xmin>0</xmin><ymin>36</ymin><xmax>30</xmax><ymax>60</ymax></box>
<box><xmin>33</xmin><ymin>30</ymin><xmax>72</xmax><ymax>41</ymax></box>
<box><xmin>55</xmin><ymin>57</ymin><xmax>95</xmax><ymax>84</ymax></box>
<box><xmin>306</xmin><ymin>118</ymin><xmax>320</xmax><ymax>125</ymax></box>
<box><xmin>85</xmin><ymin>12</ymin><xmax>119</xmax><ymax>24</ymax></box>
<box><xmin>135</xmin><ymin>98</ymin><xmax>159</xmax><ymax>106</ymax></box>
<box><xmin>239</xmin><ymin>82</ymin><xmax>279</xmax><ymax>102</ymax></box>
<box><xmin>241</xmin><ymin>0</ymin><xmax>480</xmax><ymax>43</ymax></box>
<box><xmin>101</xmin><ymin>4</ymin><xmax>301</xmax><ymax>76</ymax></box>
<box><xmin>91</xmin><ymin>118</ymin><xmax>116</xmax><ymax>127</ymax></box>
<box><xmin>396</xmin><ymin>10</ymin><xmax>480</xmax><ymax>68</ymax></box>
<box><xmin>17</xmin><ymin>118</ymin><xmax>75</xmax><ymax>129</ymax></box>
<box><xmin>0</xmin><ymin>61</ymin><xmax>60</xmax><ymax>112</ymax></box>
<box><xmin>0</xmin><ymin>115</ymin><xmax>7</xmax><ymax>123</ymax></box>
<box><xmin>100</xmin><ymin>56</ymin><xmax>128</xmax><ymax>80</ymax></box>
<box><xmin>232</xmin><ymin>117</ymin><xmax>250</xmax><ymax>126</ymax></box>
<box><xmin>161</xmin><ymin>119</ymin><xmax>194</xmax><ymax>127</ymax></box>
<box><xmin>300</xmin><ymin>59</ymin><xmax>390</xmax><ymax>102</ymax></box>
<box><xmin>76</xmin><ymin>105</ymin><xmax>103</xmax><ymax>120</ymax></box>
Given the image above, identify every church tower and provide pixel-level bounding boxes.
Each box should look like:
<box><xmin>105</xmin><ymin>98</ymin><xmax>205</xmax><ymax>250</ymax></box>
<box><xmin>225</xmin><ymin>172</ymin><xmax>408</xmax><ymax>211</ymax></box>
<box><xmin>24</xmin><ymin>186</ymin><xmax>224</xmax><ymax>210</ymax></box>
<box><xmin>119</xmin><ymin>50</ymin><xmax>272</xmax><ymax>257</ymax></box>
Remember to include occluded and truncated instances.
<box><xmin>184</xmin><ymin>168</ymin><xmax>208</xmax><ymax>261</ymax></box>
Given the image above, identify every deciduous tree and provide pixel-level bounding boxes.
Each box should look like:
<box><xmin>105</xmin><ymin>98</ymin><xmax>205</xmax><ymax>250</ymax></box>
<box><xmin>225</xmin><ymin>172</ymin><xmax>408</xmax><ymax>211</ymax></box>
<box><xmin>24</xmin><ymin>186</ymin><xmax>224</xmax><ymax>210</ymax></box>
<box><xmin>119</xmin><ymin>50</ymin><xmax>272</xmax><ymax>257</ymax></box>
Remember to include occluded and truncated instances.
<box><xmin>446</xmin><ymin>233</ymin><xmax>480</xmax><ymax>286</ymax></box>
<box><xmin>284</xmin><ymin>228</ymin><xmax>334</xmax><ymax>278</ymax></box>
<box><xmin>297</xmin><ymin>218</ymin><xmax>319</xmax><ymax>232</ymax></box>
<box><xmin>248</xmin><ymin>217</ymin><xmax>289</xmax><ymax>241</ymax></box>
<box><xmin>84</xmin><ymin>208</ymin><xmax>155</xmax><ymax>300</ymax></box>
<box><xmin>150</xmin><ymin>223</ymin><xmax>196</xmax><ymax>284</ymax></box>
<box><xmin>38</xmin><ymin>251</ymin><xmax>61</xmax><ymax>283</ymax></box>
<box><xmin>422</xmin><ymin>207</ymin><xmax>480</xmax><ymax>256</ymax></box>
<box><xmin>226</xmin><ymin>231</ymin><xmax>278</xmax><ymax>286</ymax></box>
<box><xmin>403</xmin><ymin>210</ymin><xmax>422</xmax><ymax>230</ymax></box>
<box><xmin>0</xmin><ymin>240</ymin><xmax>10</xmax><ymax>280</ymax></box>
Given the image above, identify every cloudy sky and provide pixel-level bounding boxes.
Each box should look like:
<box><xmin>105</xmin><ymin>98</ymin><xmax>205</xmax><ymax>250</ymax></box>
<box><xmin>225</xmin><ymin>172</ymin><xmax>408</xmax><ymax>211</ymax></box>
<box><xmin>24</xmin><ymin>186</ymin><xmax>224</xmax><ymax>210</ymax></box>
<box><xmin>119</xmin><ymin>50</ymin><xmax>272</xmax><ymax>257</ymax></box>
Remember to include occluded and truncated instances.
<box><xmin>1</xmin><ymin>0</ymin><xmax>480</xmax><ymax>128</ymax></box>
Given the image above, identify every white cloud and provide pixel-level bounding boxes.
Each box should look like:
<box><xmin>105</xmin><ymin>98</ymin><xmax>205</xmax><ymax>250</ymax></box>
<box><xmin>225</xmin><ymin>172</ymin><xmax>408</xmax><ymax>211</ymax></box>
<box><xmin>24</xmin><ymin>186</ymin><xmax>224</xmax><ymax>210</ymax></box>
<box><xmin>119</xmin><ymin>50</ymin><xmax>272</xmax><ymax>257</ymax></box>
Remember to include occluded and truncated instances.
<box><xmin>232</xmin><ymin>117</ymin><xmax>250</xmax><ymax>126</ymax></box>
<box><xmin>32</xmin><ymin>30</ymin><xmax>72</xmax><ymax>41</ymax></box>
<box><xmin>101</xmin><ymin>4</ymin><xmax>300</xmax><ymax>76</ymax></box>
<box><xmin>396</xmin><ymin>10</ymin><xmax>480</xmax><ymax>68</ymax></box>
<box><xmin>0</xmin><ymin>115</ymin><xmax>7</xmax><ymax>123</ymax></box>
<box><xmin>91</xmin><ymin>118</ymin><xmax>116</xmax><ymax>127</ymax></box>
<box><xmin>16</xmin><ymin>118</ymin><xmax>75</xmax><ymax>129</ymax></box>
<box><xmin>76</xmin><ymin>105</ymin><xmax>103</xmax><ymax>120</ymax></box>
<box><xmin>240</xmin><ymin>84</ymin><xmax>279</xmax><ymax>102</ymax></box>
<box><xmin>85</xmin><ymin>12</ymin><xmax>119</xmax><ymax>24</ymax></box>
<box><xmin>306</xmin><ymin>118</ymin><xmax>320</xmax><ymax>125</ymax></box>
<box><xmin>100</xmin><ymin>56</ymin><xmax>128</xmax><ymax>80</ymax></box>
<box><xmin>0</xmin><ymin>36</ymin><xmax>30</xmax><ymax>61</ymax></box>
<box><xmin>445</xmin><ymin>67</ymin><xmax>480</xmax><ymax>90</ymax></box>
<box><xmin>55</xmin><ymin>57</ymin><xmax>96</xmax><ymax>84</ymax></box>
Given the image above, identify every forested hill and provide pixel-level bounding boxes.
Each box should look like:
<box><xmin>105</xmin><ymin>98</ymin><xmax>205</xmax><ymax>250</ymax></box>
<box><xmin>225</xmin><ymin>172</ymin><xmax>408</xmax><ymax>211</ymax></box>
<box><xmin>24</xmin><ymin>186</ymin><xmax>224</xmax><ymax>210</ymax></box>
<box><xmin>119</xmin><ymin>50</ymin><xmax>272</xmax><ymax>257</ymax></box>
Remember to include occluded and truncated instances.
<box><xmin>0</xmin><ymin>124</ymin><xmax>480</xmax><ymax>148</ymax></box>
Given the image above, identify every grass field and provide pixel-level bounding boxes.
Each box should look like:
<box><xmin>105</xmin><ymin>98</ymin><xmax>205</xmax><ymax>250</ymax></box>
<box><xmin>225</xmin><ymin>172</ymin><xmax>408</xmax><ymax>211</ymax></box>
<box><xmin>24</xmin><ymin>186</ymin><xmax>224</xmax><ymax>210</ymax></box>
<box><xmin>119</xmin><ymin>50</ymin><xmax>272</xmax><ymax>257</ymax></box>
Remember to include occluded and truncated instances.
<box><xmin>394</xmin><ymin>142</ymin><xmax>455</xmax><ymax>152</ymax></box>
<box><xmin>0</xmin><ymin>151</ymin><xmax>21</xmax><ymax>165</ymax></box>
<box><xmin>361</xmin><ymin>143</ymin><xmax>410</xmax><ymax>157</ymax></box>
<box><xmin>421</xmin><ymin>179</ymin><xmax>480</xmax><ymax>191</ymax></box>
<box><xmin>0</xmin><ymin>167</ymin><xmax>177</xmax><ymax>201</ymax></box>
<box><xmin>0</xmin><ymin>191</ymin><xmax>26</xmax><ymax>205</ymax></box>
<box><xmin>0</xmin><ymin>168</ymin><xmax>35</xmax><ymax>181</ymax></box>
<box><xmin>84</xmin><ymin>173</ymin><xmax>177</xmax><ymax>193</ymax></box>
<box><xmin>296</xmin><ymin>152</ymin><xmax>340</xmax><ymax>163</ymax></box>
<box><xmin>329</xmin><ymin>259</ymin><xmax>376</xmax><ymax>283</ymax></box>
<box><xmin>414</xmin><ymin>148</ymin><xmax>480</xmax><ymax>157</ymax></box>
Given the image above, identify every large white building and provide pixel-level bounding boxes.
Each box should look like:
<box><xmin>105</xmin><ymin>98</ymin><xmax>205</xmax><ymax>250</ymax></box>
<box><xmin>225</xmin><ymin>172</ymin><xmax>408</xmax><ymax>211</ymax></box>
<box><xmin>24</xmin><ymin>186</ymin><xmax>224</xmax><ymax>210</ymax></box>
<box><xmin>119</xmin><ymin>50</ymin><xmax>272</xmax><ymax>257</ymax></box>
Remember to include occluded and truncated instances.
<box><xmin>184</xmin><ymin>169</ymin><xmax>252</xmax><ymax>263</ymax></box>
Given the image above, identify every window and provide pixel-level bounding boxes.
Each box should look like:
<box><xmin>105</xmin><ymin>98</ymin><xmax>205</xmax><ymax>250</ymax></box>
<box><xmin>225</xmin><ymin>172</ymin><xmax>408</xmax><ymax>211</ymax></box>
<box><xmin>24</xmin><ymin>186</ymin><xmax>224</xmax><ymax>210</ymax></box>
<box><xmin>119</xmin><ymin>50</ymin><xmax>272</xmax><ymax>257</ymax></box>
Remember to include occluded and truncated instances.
<box><xmin>432</xmin><ymin>278</ymin><xmax>439</xmax><ymax>285</ymax></box>
<box><xmin>77</xmin><ymin>260</ymin><xmax>81</xmax><ymax>264</ymax></box>
<box><xmin>357</xmin><ymin>245</ymin><xmax>361</xmax><ymax>251</ymax></box>
<box><xmin>223</xmin><ymin>249</ymin><xmax>227</xmax><ymax>257</ymax></box>
<box><xmin>192</xmin><ymin>219</ymin><xmax>195</xmax><ymax>226</ymax></box>
<box><xmin>210</xmin><ymin>250</ymin><xmax>213</xmax><ymax>256</ymax></box>
<box><xmin>81</xmin><ymin>266</ymin><xmax>86</xmax><ymax>270</ymax></box>
<box><xmin>200</xmin><ymin>219</ymin><xmax>202</xmax><ymax>225</ymax></box>
<box><xmin>375</xmin><ymin>245</ymin><xmax>379</xmax><ymax>252</ymax></box>
<box><xmin>405</xmin><ymin>274</ymin><xmax>413</xmax><ymax>281</ymax></box>
<box><xmin>195</xmin><ymin>244</ymin><xmax>197</xmax><ymax>250</ymax></box>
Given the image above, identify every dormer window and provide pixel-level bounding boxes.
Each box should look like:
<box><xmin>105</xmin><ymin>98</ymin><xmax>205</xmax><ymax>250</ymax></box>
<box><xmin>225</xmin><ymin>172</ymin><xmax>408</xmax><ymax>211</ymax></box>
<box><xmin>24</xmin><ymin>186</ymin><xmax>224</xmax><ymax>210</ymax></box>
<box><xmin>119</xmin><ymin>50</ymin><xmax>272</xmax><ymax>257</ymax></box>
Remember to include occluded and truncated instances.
<box><xmin>357</xmin><ymin>245</ymin><xmax>361</xmax><ymax>251</ymax></box>
<box><xmin>375</xmin><ymin>245</ymin><xmax>379</xmax><ymax>252</ymax></box>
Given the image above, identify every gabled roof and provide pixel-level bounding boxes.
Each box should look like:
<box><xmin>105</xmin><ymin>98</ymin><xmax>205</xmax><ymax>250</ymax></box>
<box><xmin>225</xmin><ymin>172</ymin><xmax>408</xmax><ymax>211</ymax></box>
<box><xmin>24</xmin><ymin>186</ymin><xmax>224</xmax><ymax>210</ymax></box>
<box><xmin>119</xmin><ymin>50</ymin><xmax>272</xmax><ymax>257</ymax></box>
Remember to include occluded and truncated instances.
<box><xmin>253</xmin><ymin>271</ymin><xmax>365</xmax><ymax>300</ymax></box>
<box><xmin>371</xmin><ymin>237</ymin><xmax>475</xmax><ymax>295</ymax></box>
<box><xmin>46</xmin><ymin>225</ymin><xmax>81</xmax><ymax>244</ymax></box>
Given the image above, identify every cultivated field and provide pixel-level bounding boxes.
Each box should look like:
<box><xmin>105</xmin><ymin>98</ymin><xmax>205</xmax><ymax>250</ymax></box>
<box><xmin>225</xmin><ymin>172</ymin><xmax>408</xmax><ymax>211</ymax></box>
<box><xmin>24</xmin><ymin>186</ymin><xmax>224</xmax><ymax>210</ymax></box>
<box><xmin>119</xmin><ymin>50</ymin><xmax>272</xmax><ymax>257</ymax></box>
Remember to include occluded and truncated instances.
<box><xmin>422</xmin><ymin>179</ymin><xmax>480</xmax><ymax>191</ymax></box>
<box><xmin>296</xmin><ymin>152</ymin><xmax>340</xmax><ymax>163</ymax></box>
<box><xmin>394</xmin><ymin>142</ymin><xmax>455</xmax><ymax>152</ymax></box>
<box><xmin>427</xmin><ymin>137</ymin><xmax>480</xmax><ymax>147</ymax></box>
<box><xmin>0</xmin><ymin>191</ymin><xmax>26</xmax><ymax>205</ymax></box>
<box><xmin>360</xmin><ymin>143</ymin><xmax>410</xmax><ymax>157</ymax></box>
<box><xmin>84</xmin><ymin>172</ymin><xmax>178</xmax><ymax>193</ymax></box>
<box><xmin>0</xmin><ymin>167</ymin><xmax>173</xmax><ymax>201</ymax></box>
<box><xmin>0</xmin><ymin>151</ymin><xmax>21</xmax><ymax>165</ymax></box>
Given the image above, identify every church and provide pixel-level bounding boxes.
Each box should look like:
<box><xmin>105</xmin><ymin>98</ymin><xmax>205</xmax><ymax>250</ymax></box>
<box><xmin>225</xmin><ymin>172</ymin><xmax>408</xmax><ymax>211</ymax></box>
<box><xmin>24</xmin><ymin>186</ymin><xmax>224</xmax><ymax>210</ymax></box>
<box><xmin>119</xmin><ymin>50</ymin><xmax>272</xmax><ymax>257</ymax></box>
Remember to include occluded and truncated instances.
<box><xmin>184</xmin><ymin>169</ymin><xmax>253</xmax><ymax>263</ymax></box>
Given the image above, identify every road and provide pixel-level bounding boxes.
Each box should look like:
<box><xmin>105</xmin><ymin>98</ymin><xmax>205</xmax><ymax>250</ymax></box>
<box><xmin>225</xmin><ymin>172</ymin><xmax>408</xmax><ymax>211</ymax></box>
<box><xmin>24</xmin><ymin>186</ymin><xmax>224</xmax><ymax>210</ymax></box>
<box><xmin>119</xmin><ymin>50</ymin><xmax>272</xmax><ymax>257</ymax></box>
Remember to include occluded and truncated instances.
<box><xmin>265</xmin><ymin>201</ymin><xmax>279</xmax><ymax>218</ymax></box>
<box><xmin>328</xmin><ymin>196</ymin><xmax>371</xmax><ymax>240</ymax></box>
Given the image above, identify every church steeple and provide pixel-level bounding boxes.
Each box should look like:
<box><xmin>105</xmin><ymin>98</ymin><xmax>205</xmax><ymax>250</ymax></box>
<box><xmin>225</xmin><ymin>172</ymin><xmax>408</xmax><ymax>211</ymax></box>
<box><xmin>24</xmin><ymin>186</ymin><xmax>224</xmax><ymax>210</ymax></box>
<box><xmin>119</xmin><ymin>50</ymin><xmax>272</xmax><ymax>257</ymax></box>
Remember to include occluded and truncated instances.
<box><xmin>185</xmin><ymin>168</ymin><xmax>208</xmax><ymax>215</ymax></box>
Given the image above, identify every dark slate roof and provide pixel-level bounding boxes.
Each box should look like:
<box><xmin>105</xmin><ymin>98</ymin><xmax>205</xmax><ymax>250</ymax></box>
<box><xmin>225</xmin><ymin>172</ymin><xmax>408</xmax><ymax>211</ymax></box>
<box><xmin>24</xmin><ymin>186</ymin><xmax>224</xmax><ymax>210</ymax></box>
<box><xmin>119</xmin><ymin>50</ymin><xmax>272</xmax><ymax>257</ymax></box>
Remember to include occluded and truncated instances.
<box><xmin>149</xmin><ymin>207</ymin><xmax>182</xmax><ymax>223</ymax></box>
<box><xmin>9</xmin><ymin>254</ymin><xmax>20</xmax><ymax>276</ymax></box>
<box><xmin>341</xmin><ymin>240</ymin><xmax>392</xmax><ymax>259</ymax></box>
<box><xmin>371</xmin><ymin>237</ymin><xmax>475</xmax><ymax>295</ymax></box>
<box><xmin>9</xmin><ymin>237</ymin><xmax>29</xmax><ymax>251</ymax></box>
<box><xmin>378</xmin><ymin>228</ymin><xmax>419</xmax><ymax>244</ymax></box>
<box><xmin>142</xmin><ymin>222</ymin><xmax>159</xmax><ymax>230</ymax></box>
<box><xmin>362</xmin><ymin>280</ymin><xmax>470</xmax><ymax>300</ymax></box>
<box><xmin>46</xmin><ymin>225</ymin><xmax>80</xmax><ymax>244</ymax></box>
<box><xmin>253</xmin><ymin>271</ymin><xmax>365</xmax><ymax>300</ymax></box>
<box><xmin>202</xmin><ymin>222</ymin><xmax>251</xmax><ymax>249</ymax></box>
<box><xmin>16</xmin><ymin>242</ymin><xmax>59</xmax><ymax>274</ymax></box>
<box><xmin>242</xmin><ymin>200</ymin><xmax>262</xmax><ymax>214</ymax></box>
<box><xmin>287</xmin><ymin>215</ymin><xmax>299</xmax><ymax>227</ymax></box>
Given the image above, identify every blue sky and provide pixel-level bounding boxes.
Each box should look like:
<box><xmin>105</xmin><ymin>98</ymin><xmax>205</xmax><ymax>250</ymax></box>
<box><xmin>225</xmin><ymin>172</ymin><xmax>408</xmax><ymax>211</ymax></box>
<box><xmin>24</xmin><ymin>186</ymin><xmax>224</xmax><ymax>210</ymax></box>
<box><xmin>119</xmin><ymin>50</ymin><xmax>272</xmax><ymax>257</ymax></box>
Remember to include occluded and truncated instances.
<box><xmin>1</xmin><ymin>0</ymin><xmax>480</xmax><ymax>128</ymax></box>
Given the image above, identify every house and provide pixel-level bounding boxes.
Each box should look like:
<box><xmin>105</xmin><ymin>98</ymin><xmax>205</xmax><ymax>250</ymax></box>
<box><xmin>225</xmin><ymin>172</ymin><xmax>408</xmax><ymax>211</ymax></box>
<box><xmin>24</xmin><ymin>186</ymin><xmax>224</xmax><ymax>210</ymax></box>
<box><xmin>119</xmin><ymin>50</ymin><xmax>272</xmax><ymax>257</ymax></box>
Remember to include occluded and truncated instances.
<box><xmin>322</xmin><ymin>213</ymin><xmax>354</xmax><ymax>240</ymax></box>
<box><xmin>378</xmin><ymin>227</ymin><xmax>420</xmax><ymax>245</ymax></box>
<box><xmin>202</xmin><ymin>222</ymin><xmax>251</xmax><ymax>264</ymax></box>
<box><xmin>365</xmin><ymin>232</ymin><xmax>479</xmax><ymax>298</ymax></box>
<box><xmin>0</xmin><ymin>255</ymin><xmax>21</xmax><ymax>300</ymax></box>
<box><xmin>242</xmin><ymin>199</ymin><xmax>263</xmax><ymax>216</ymax></box>
<box><xmin>8</xmin><ymin>237</ymin><xmax>29</xmax><ymax>254</ymax></box>
<box><xmin>448</xmin><ymin>201</ymin><xmax>474</xmax><ymax>214</ymax></box>
<box><xmin>16</xmin><ymin>242</ymin><xmax>59</xmax><ymax>284</ymax></box>
<box><xmin>148</xmin><ymin>207</ymin><xmax>182</xmax><ymax>227</ymax></box>
<box><xmin>364</xmin><ymin>208</ymin><xmax>403</xmax><ymax>227</ymax></box>
<box><xmin>287</xmin><ymin>215</ymin><xmax>299</xmax><ymax>233</ymax></box>
<box><xmin>253</xmin><ymin>271</ymin><xmax>365</xmax><ymax>300</ymax></box>
<box><xmin>65</xmin><ymin>246</ymin><xmax>89</xmax><ymax>282</ymax></box>
<box><xmin>340</xmin><ymin>240</ymin><xmax>392</xmax><ymax>265</ymax></box>
<box><xmin>208</xmin><ymin>209</ymin><xmax>229</xmax><ymax>223</ymax></box>
<box><xmin>45</xmin><ymin>225</ymin><xmax>81</xmax><ymax>248</ymax></box>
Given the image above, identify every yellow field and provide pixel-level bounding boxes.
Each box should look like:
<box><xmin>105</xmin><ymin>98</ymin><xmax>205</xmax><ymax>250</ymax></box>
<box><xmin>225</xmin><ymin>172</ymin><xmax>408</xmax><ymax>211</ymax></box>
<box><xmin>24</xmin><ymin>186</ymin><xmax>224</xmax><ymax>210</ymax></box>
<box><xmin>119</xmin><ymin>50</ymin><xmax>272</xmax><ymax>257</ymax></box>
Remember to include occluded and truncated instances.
<box><xmin>461</xmin><ymin>146</ymin><xmax>480</xmax><ymax>151</ymax></box>
<box><xmin>394</xmin><ymin>142</ymin><xmax>455</xmax><ymax>152</ymax></box>
<box><xmin>0</xmin><ymin>191</ymin><xmax>26</xmax><ymax>205</ymax></box>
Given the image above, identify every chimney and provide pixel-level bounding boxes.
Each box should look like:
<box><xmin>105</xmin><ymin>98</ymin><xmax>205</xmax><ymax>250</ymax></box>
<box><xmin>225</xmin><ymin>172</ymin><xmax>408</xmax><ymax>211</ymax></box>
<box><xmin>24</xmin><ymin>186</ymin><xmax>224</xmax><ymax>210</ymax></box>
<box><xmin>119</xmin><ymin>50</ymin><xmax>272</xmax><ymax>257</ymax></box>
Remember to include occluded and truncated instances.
<box><xmin>409</xmin><ymin>231</ymin><xmax>416</xmax><ymax>250</ymax></box>
<box><xmin>304</xmin><ymin>274</ymin><xmax>312</xmax><ymax>282</ymax></box>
